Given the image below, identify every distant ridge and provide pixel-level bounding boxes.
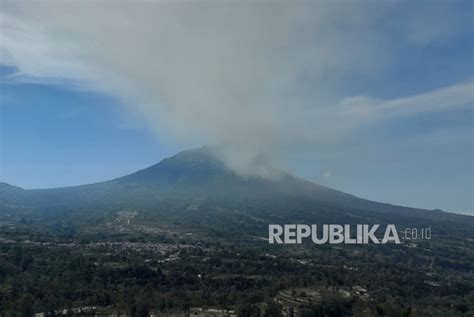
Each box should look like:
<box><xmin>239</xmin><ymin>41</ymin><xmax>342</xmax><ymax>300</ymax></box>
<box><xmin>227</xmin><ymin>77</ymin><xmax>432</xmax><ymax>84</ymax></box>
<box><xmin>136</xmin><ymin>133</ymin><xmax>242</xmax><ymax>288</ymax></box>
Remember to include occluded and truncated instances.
<box><xmin>0</xmin><ymin>182</ymin><xmax>23</xmax><ymax>191</ymax></box>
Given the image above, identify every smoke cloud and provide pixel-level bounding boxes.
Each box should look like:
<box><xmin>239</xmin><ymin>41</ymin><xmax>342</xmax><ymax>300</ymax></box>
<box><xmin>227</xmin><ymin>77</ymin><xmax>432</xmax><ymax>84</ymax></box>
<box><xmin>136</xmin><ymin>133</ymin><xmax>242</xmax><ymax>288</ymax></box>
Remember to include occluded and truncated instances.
<box><xmin>1</xmin><ymin>1</ymin><xmax>472</xmax><ymax>177</ymax></box>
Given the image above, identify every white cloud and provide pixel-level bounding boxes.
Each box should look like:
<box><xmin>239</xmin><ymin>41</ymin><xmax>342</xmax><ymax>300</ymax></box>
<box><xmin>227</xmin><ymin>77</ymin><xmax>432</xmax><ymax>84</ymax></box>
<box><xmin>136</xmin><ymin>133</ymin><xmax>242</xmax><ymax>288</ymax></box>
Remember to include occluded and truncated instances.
<box><xmin>338</xmin><ymin>82</ymin><xmax>474</xmax><ymax>121</ymax></box>
<box><xmin>0</xmin><ymin>1</ymin><xmax>472</xmax><ymax>176</ymax></box>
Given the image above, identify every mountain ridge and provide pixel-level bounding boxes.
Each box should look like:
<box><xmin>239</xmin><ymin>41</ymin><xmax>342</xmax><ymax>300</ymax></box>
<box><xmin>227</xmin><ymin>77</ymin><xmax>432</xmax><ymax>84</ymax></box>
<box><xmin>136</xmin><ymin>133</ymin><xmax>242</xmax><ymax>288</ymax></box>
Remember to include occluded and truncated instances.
<box><xmin>0</xmin><ymin>147</ymin><xmax>471</xmax><ymax>224</ymax></box>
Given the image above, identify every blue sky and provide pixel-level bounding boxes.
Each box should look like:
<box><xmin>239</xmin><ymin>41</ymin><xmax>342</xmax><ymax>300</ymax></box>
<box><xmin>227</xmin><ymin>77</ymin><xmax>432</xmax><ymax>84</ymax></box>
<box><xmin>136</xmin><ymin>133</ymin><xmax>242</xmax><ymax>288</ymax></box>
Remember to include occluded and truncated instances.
<box><xmin>0</xmin><ymin>67</ymin><xmax>182</xmax><ymax>188</ymax></box>
<box><xmin>0</xmin><ymin>1</ymin><xmax>473</xmax><ymax>213</ymax></box>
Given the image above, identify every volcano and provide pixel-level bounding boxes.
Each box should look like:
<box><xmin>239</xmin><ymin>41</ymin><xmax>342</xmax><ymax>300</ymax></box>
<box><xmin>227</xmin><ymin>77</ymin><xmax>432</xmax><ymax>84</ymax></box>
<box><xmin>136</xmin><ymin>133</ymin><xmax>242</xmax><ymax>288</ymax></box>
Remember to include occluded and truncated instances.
<box><xmin>0</xmin><ymin>147</ymin><xmax>471</xmax><ymax>225</ymax></box>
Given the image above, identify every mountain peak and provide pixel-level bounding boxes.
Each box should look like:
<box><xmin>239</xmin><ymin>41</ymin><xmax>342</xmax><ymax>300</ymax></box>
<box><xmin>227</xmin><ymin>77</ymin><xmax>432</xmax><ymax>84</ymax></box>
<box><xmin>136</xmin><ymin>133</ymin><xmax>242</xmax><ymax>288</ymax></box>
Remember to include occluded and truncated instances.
<box><xmin>113</xmin><ymin>146</ymin><xmax>229</xmax><ymax>187</ymax></box>
<box><xmin>1</xmin><ymin>148</ymin><xmax>455</xmax><ymax>221</ymax></box>
<box><xmin>163</xmin><ymin>146</ymin><xmax>226</xmax><ymax>168</ymax></box>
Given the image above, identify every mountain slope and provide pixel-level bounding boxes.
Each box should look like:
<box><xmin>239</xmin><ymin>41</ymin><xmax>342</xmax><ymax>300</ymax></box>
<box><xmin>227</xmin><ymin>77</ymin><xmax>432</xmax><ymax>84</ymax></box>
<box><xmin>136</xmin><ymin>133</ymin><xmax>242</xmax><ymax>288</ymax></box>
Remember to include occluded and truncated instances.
<box><xmin>0</xmin><ymin>147</ymin><xmax>471</xmax><ymax>224</ymax></box>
